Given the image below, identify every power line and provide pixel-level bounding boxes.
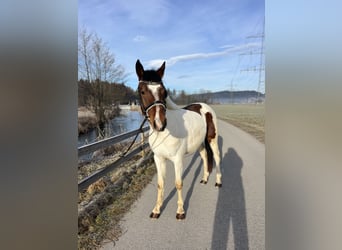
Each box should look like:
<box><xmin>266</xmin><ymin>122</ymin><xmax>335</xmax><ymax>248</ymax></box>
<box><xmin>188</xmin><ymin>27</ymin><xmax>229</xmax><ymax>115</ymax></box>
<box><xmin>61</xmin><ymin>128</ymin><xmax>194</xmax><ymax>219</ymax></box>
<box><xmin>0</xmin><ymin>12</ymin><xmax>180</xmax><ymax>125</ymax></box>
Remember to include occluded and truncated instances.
<box><xmin>240</xmin><ymin>16</ymin><xmax>265</xmax><ymax>102</ymax></box>
<box><xmin>241</xmin><ymin>67</ymin><xmax>265</xmax><ymax>72</ymax></box>
<box><xmin>239</xmin><ymin>51</ymin><xmax>263</xmax><ymax>56</ymax></box>
<box><xmin>246</xmin><ymin>34</ymin><xmax>264</xmax><ymax>39</ymax></box>
<box><xmin>256</xmin><ymin>17</ymin><xmax>265</xmax><ymax>101</ymax></box>
<box><xmin>226</xmin><ymin>15</ymin><xmax>265</xmax><ymax>103</ymax></box>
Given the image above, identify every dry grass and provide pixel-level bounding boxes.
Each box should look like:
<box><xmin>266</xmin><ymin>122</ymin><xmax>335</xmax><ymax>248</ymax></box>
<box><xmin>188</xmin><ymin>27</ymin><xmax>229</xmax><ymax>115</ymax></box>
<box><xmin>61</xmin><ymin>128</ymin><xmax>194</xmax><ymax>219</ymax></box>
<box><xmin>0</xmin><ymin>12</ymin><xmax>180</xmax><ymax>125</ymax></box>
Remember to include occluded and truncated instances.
<box><xmin>78</xmin><ymin>147</ymin><xmax>156</xmax><ymax>250</ymax></box>
<box><xmin>78</xmin><ymin>107</ymin><xmax>98</xmax><ymax>134</ymax></box>
<box><xmin>98</xmin><ymin>163</ymin><xmax>155</xmax><ymax>247</ymax></box>
<box><xmin>78</xmin><ymin>106</ymin><xmax>121</xmax><ymax>134</ymax></box>
<box><xmin>211</xmin><ymin>104</ymin><xmax>265</xmax><ymax>143</ymax></box>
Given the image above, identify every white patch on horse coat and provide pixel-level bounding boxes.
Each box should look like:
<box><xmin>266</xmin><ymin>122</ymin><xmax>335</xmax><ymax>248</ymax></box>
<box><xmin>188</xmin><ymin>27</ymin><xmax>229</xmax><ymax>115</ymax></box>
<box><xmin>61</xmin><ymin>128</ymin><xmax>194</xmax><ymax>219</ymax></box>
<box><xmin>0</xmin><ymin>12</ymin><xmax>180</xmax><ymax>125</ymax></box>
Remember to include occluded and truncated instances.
<box><xmin>147</xmin><ymin>84</ymin><xmax>163</xmax><ymax>128</ymax></box>
<box><xmin>148</xmin><ymin>108</ymin><xmax>206</xmax><ymax>157</ymax></box>
<box><xmin>147</xmin><ymin>85</ymin><xmax>160</xmax><ymax>101</ymax></box>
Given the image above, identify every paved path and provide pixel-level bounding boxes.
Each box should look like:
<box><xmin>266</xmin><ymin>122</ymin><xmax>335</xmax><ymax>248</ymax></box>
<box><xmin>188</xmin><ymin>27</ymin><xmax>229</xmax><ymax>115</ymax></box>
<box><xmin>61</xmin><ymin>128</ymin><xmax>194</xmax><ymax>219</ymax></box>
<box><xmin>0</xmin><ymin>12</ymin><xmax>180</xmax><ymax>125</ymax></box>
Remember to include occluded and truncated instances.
<box><xmin>102</xmin><ymin>119</ymin><xmax>265</xmax><ymax>250</ymax></box>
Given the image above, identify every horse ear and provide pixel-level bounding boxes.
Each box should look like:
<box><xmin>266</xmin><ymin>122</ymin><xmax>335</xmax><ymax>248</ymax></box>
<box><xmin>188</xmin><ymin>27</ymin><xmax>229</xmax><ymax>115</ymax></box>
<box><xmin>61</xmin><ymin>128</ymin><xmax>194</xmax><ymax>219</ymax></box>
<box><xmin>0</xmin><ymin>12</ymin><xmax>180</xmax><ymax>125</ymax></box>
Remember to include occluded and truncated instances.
<box><xmin>135</xmin><ymin>59</ymin><xmax>144</xmax><ymax>80</ymax></box>
<box><xmin>156</xmin><ymin>61</ymin><xmax>166</xmax><ymax>79</ymax></box>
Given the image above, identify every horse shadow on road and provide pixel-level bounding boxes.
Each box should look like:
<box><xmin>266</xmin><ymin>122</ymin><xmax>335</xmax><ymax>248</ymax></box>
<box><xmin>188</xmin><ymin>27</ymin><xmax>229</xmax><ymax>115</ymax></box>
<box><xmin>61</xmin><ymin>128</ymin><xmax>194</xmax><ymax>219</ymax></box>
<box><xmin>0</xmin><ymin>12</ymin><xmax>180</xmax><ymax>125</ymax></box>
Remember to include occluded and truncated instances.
<box><xmin>211</xmin><ymin>138</ymin><xmax>249</xmax><ymax>249</ymax></box>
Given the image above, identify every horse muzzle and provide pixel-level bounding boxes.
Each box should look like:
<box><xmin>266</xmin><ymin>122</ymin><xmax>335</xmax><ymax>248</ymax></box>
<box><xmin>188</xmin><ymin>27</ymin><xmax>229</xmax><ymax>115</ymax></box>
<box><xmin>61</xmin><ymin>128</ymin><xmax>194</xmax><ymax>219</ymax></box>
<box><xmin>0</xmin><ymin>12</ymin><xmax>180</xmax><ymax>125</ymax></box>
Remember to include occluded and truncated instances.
<box><xmin>153</xmin><ymin>118</ymin><xmax>167</xmax><ymax>132</ymax></box>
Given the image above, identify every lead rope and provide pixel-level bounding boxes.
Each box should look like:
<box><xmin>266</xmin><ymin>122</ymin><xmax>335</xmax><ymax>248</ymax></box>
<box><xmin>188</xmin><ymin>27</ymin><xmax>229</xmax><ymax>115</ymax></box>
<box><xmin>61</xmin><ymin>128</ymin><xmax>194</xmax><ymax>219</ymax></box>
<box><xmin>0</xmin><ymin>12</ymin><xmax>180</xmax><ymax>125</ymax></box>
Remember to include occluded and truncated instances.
<box><xmin>120</xmin><ymin>117</ymin><xmax>148</xmax><ymax>157</ymax></box>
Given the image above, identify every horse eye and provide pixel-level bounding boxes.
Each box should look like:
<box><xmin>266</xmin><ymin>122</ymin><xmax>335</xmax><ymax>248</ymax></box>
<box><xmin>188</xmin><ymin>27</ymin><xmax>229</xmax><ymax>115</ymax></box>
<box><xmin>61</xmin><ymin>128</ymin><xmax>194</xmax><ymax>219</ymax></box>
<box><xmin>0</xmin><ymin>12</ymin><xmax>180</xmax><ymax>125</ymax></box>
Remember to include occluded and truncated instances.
<box><xmin>141</xmin><ymin>91</ymin><xmax>145</xmax><ymax>95</ymax></box>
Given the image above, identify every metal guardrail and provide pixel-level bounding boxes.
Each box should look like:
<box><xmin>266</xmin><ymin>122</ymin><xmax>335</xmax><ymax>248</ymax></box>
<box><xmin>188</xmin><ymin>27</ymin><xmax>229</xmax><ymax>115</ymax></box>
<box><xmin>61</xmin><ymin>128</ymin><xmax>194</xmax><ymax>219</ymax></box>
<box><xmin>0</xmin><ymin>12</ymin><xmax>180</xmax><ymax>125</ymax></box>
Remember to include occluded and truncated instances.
<box><xmin>78</xmin><ymin>126</ymin><xmax>150</xmax><ymax>192</ymax></box>
<box><xmin>78</xmin><ymin>126</ymin><xmax>149</xmax><ymax>157</ymax></box>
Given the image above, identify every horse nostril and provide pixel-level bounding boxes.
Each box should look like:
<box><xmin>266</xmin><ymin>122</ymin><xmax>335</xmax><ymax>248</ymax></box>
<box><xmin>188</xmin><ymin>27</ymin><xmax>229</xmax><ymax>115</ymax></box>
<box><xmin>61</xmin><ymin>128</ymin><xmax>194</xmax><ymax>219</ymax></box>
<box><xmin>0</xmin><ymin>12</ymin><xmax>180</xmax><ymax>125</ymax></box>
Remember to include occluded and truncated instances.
<box><xmin>157</xmin><ymin>119</ymin><xmax>167</xmax><ymax>132</ymax></box>
<box><xmin>162</xmin><ymin>119</ymin><xmax>167</xmax><ymax>131</ymax></box>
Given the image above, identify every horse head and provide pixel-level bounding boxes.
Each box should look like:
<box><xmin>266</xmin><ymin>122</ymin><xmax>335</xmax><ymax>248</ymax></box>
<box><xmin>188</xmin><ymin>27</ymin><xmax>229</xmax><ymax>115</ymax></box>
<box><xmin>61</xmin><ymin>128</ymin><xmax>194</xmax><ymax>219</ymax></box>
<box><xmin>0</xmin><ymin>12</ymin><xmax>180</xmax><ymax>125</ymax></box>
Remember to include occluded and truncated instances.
<box><xmin>136</xmin><ymin>59</ymin><xmax>168</xmax><ymax>131</ymax></box>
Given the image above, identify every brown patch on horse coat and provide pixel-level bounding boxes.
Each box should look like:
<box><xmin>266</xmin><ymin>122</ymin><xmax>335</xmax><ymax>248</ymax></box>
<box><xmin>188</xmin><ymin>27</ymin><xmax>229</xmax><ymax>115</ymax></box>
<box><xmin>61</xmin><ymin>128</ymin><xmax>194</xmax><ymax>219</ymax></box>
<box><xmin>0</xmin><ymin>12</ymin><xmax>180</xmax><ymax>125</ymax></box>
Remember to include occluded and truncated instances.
<box><xmin>138</xmin><ymin>83</ymin><xmax>155</xmax><ymax>111</ymax></box>
<box><xmin>176</xmin><ymin>213</ymin><xmax>186</xmax><ymax>220</ymax></box>
<box><xmin>150</xmin><ymin>212</ymin><xmax>160</xmax><ymax>219</ymax></box>
<box><xmin>175</xmin><ymin>182</ymin><xmax>183</xmax><ymax>190</ymax></box>
<box><xmin>205</xmin><ymin>112</ymin><xmax>216</xmax><ymax>143</ymax></box>
<box><xmin>183</xmin><ymin>103</ymin><xmax>202</xmax><ymax>115</ymax></box>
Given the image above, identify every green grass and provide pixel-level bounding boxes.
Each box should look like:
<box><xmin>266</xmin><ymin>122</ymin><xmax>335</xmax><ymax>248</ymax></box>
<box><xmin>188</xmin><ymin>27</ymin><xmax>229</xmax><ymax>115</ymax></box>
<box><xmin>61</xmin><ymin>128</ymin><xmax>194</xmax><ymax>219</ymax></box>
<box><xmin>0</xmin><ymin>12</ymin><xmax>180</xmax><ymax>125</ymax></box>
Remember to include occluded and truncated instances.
<box><xmin>211</xmin><ymin>104</ymin><xmax>265</xmax><ymax>143</ymax></box>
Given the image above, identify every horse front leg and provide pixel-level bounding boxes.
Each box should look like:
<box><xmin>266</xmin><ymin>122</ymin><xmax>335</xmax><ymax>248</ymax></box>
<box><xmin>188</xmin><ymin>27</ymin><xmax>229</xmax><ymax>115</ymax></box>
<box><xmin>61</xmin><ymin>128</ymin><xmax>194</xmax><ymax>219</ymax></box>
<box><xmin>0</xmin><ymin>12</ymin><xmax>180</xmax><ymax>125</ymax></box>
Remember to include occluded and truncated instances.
<box><xmin>174</xmin><ymin>157</ymin><xmax>185</xmax><ymax>220</ymax></box>
<box><xmin>150</xmin><ymin>154</ymin><xmax>166</xmax><ymax>219</ymax></box>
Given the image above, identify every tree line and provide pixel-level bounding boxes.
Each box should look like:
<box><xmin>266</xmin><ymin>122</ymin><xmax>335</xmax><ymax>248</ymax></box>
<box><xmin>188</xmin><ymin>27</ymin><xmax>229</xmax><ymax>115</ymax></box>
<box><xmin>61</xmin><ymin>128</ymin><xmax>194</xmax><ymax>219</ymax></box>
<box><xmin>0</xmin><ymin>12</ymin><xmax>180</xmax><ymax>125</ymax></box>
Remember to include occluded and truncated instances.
<box><xmin>78</xmin><ymin>80</ymin><xmax>137</xmax><ymax>107</ymax></box>
<box><xmin>167</xmin><ymin>89</ymin><xmax>213</xmax><ymax>105</ymax></box>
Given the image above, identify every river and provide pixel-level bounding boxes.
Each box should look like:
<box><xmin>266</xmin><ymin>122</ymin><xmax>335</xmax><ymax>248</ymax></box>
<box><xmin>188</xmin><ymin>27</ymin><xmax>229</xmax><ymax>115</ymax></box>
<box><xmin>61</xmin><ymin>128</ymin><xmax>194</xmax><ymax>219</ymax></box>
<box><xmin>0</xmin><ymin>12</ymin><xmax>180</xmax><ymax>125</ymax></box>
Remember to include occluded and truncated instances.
<box><xmin>78</xmin><ymin>110</ymin><xmax>146</xmax><ymax>148</ymax></box>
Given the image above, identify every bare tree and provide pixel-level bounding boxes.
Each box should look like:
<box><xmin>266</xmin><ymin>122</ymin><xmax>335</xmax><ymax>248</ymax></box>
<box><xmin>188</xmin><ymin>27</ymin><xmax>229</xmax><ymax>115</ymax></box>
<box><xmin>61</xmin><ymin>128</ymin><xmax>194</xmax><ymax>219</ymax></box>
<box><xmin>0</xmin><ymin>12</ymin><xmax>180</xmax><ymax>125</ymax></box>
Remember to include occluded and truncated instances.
<box><xmin>78</xmin><ymin>28</ymin><xmax>125</xmax><ymax>83</ymax></box>
<box><xmin>78</xmin><ymin>28</ymin><xmax>125</xmax><ymax>131</ymax></box>
<box><xmin>78</xmin><ymin>28</ymin><xmax>92</xmax><ymax>82</ymax></box>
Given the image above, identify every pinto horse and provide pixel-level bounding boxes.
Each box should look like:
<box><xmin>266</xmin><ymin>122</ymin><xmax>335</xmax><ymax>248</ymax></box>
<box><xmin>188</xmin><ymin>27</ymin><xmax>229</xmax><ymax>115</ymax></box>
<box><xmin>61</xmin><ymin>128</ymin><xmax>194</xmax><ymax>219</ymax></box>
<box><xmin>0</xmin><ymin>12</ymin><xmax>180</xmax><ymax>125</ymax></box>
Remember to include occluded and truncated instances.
<box><xmin>136</xmin><ymin>60</ymin><xmax>222</xmax><ymax>220</ymax></box>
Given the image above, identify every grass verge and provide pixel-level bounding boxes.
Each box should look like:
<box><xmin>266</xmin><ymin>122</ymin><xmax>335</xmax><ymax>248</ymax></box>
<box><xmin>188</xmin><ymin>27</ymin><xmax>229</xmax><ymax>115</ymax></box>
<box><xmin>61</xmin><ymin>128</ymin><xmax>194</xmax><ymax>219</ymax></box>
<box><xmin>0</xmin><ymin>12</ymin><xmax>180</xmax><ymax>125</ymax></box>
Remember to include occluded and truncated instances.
<box><xmin>78</xmin><ymin>153</ymin><xmax>156</xmax><ymax>249</ymax></box>
<box><xmin>211</xmin><ymin>104</ymin><xmax>265</xmax><ymax>143</ymax></box>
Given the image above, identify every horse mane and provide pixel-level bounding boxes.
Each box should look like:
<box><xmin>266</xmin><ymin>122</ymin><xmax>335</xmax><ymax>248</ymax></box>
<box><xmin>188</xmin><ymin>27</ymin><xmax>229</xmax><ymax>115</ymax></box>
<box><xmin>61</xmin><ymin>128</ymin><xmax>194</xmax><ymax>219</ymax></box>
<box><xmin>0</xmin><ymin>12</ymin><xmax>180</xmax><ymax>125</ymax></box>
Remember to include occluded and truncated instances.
<box><xmin>165</xmin><ymin>96</ymin><xmax>181</xmax><ymax>110</ymax></box>
<box><xmin>142</xmin><ymin>70</ymin><xmax>162</xmax><ymax>82</ymax></box>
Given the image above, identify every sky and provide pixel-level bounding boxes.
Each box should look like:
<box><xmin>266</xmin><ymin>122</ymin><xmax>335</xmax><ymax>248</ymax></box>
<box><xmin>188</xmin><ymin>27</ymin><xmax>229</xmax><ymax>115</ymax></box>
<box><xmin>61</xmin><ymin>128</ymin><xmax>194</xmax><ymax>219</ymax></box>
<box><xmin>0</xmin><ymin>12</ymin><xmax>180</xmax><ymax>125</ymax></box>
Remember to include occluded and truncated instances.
<box><xmin>78</xmin><ymin>0</ymin><xmax>265</xmax><ymax>94</ymax></box>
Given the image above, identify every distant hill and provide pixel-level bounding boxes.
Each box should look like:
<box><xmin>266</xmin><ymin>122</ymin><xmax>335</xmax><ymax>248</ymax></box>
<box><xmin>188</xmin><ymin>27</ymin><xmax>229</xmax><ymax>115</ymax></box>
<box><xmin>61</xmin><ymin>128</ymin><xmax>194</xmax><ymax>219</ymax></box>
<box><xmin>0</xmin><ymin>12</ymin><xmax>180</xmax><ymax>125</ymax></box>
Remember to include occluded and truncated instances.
<box><xmin>190</xmin><ymin>90</ymin><xmax>265</xmax><ymax>104</ymax></box>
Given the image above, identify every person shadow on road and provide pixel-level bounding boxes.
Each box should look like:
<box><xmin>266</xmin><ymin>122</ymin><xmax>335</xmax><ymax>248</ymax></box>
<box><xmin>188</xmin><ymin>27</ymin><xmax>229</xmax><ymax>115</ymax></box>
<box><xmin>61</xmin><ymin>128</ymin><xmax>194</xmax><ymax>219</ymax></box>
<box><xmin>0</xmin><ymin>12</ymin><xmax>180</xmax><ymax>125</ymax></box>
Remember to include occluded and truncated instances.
<box><xmin>211</xmin><ymin>145</ymin><xmax>249</xmax><ymax>250</ymax></box>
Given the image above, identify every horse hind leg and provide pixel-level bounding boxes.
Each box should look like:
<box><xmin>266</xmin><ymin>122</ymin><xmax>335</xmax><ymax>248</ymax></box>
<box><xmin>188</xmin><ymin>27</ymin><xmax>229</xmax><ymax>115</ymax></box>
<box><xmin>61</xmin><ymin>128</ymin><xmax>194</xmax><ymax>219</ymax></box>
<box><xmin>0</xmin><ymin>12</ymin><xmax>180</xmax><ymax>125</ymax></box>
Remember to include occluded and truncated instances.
<box><xmin>210</xmin><ymin>139</ymin><xmax>222</xmax><ymax>188</ymax></box>
<box><xmin>150</xmin><ymin>155</ymin><xmax>166</xmax><ymax>219</ymax></box>
<box><xmin>199</xmin><ymin>145</ymin><xmax>210</xmax><ymax>184</ymax></box>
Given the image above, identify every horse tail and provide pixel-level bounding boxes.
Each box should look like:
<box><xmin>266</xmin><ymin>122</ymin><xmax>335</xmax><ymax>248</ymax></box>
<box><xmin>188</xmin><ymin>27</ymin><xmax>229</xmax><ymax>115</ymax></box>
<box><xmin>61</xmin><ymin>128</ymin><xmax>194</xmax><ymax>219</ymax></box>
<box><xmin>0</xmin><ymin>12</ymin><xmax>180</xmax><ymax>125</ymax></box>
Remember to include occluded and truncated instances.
<box><xmin>204</xmin><ymin>138</ymin><xmax>214</xmax><ymax>173</ymax></box>
<box><xmin>204</xmin><ymin>111</ymin><xmax>216</xmax><ymax>173</ymax></box>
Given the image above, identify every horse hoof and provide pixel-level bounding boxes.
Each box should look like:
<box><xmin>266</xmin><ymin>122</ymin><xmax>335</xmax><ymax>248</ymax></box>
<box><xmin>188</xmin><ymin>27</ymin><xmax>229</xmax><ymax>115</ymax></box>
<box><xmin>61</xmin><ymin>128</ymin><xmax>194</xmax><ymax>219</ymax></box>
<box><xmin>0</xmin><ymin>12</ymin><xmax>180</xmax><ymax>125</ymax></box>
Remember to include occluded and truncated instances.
<box><xmin>150</xmin><ymin>212</ymin><xmax>160</xmax><ymax>219</ymax></box>
<box><xmin>176</xmin><ymin>213</ymin><xmax>186</xmax><ymax>220</ymax></box>
<box><xmin>200</xmin><ymin>180</ymin><xmax>207</xmax><ymax>185</ymax></box>
<box><xmin>215</xmin><ymin>183</ymin><xmax>222</xmax><ymax>188</ymax></box>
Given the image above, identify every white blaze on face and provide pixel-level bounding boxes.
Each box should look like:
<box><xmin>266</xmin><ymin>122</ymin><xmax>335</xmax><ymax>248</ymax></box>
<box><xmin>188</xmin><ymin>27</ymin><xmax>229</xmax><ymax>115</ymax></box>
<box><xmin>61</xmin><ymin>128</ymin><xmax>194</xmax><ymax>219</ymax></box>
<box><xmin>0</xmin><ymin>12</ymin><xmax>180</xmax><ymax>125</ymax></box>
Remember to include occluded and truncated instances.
<box><xmin>147</xmin><ymin>84</ymin><xmax>163</xmax><ymax>129</ymax></box>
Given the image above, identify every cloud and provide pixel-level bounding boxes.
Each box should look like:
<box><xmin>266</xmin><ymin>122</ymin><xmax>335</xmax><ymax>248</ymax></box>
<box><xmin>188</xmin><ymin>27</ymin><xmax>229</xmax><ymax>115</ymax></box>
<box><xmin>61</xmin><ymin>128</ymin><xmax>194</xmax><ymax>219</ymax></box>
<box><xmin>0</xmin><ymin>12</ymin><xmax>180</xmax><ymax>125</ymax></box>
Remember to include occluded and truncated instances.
<box><xmin>219</xmin><ymin>44</ymin><xmax>234</xmax><ymax>49</ymax></box>
<box><xmin>145</xmin><ymin>59</ymin><xmax>165</xmax><ymax>69</ymax></box>
<box><xmin>116</xmin><ymin>0</ymin><xmax>170</xmax><ymax>27</ymax></box>
<box><xmin>177</xmin><ymin>75</ymin><xmax>191</xmax><ymax>79</ymax></box>
<box><xmin>146</xmin><ymin>42</ymin><xmax>261</xmax><ymax>67</ymax></box>
<box><xmin>133</xmin><ymin>35</ymin><xmax>147</xmax><ymax>42</ymax></box>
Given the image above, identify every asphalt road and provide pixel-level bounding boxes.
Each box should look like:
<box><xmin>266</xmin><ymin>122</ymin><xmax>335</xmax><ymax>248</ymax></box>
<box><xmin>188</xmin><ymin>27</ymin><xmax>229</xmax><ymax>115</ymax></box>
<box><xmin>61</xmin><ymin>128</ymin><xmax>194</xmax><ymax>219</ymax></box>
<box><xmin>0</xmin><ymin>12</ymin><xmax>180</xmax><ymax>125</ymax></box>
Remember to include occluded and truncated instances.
<box><xmin>102</xmin><ymin>119</ymin><xmax>265</xmax><ymax>250</ymax></box>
